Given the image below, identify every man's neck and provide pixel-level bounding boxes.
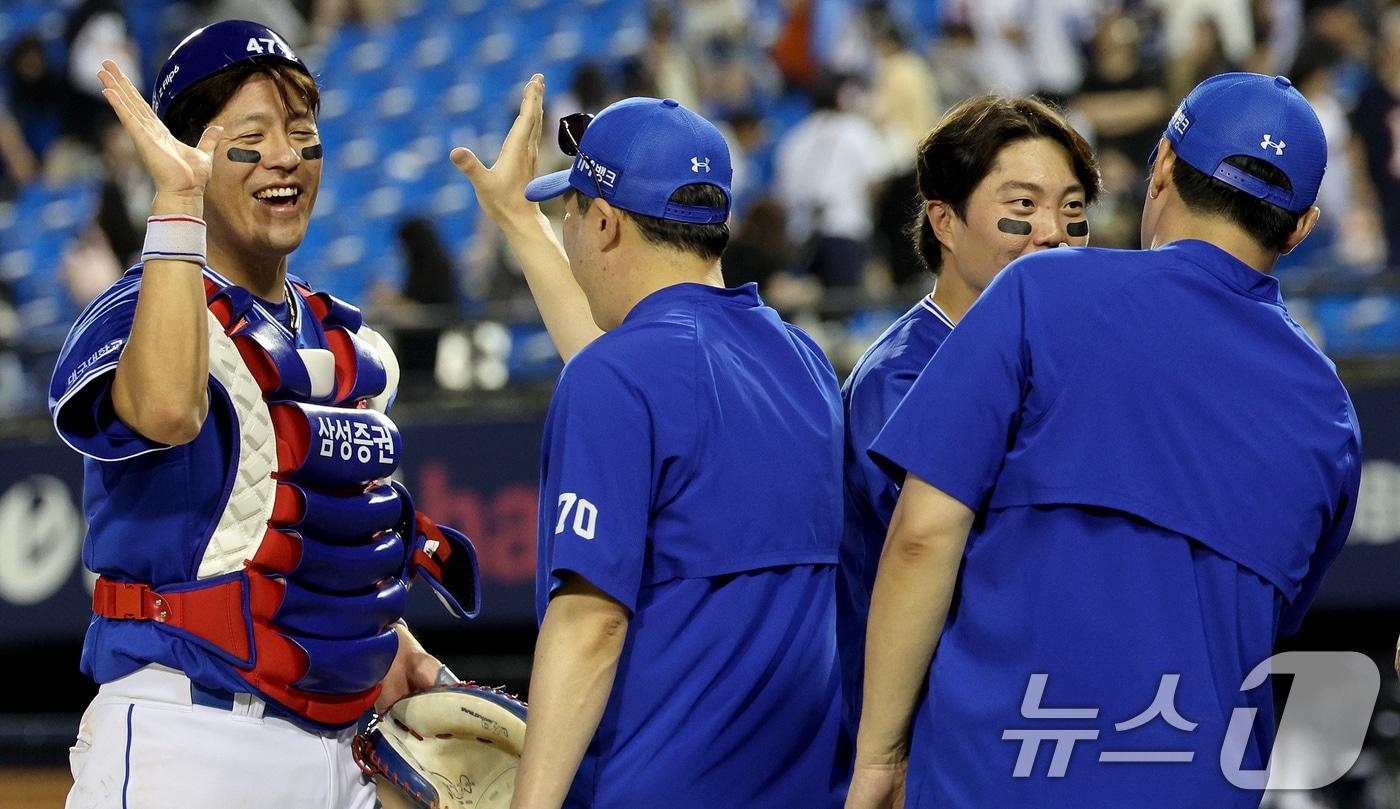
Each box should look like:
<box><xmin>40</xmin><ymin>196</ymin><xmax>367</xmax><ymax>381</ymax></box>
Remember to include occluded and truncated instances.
<box><xmin>611</xmin><ymin>254</ymin><xmax>725</xmax><ymax>328</ymax></box>
<box><xmin>929</xmin><ymin>265</ymin><xmax>978</xmax><ymax>324</ymax></box>
<box><xmin>1150</xmin><ymin>211</ymin><xmax>1277</xmax><ymax>274</ymax></box>
<box><xmin>207</xmin><ymin>241</ymin><xmax>290</xmax><ymax>300</ymax></box>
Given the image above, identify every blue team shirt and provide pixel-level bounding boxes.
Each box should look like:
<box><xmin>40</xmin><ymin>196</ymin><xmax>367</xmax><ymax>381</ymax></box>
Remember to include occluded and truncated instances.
<box><xmin>870</xmin><ymin>241</ymin><xmax>1361</xmax><ymax>808</ymax></box>
<box><xmin>836</xmin><ymin>296</ymin><xmax>953</xmax><ymax>766</ymax></box>
<box><xmin>49</xmin><ymin>266</ymin><xmax>323</xmax><ymax>700</ymax></box>
<box><xmin>536</xmin><ymin>282</ymin><xmax>844</xmax><ymax>809</ymax></box>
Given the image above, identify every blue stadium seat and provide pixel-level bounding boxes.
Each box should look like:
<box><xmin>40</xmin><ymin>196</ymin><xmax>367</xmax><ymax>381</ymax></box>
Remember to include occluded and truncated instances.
<box><xmin>507</xmin><ymin>323</ymin><xmax>565</xmax><ymax>382</ymax></box>
<box><xmin>1310</xmin><ymin>294</ymin><xmax>1400</xmax><ymax>357</ymax></box>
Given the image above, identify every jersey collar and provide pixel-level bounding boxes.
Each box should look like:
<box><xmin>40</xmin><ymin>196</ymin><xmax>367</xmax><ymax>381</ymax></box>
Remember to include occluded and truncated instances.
<box><xmin>623</xmin><ymin>282</ymin><xmax>762</xmax><ymax>325</ymax></box>
<box><xmin>1161</xmin><ymin>239</ymin><xmax>1283</xmax><ymax>304</ymax></box>
<box><xmin>919</xmin><ymin>295</ymin><xmax>956</xmax><ymax>329</ymax></box>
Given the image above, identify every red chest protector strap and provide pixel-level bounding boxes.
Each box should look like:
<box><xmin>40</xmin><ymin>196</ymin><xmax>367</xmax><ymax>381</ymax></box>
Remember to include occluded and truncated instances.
<box><xmin>93</xmin><ymin>571</ymin><xmax>385</xmax><ymax>727</ymax></box>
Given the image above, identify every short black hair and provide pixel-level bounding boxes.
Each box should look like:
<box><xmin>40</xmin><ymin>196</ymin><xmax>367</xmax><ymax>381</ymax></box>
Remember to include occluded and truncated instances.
<box><xmin>908</xmin><ymin>95</ymin><xmax>1101</xmax><ymax>276</ymax></box>
<box><xmin>1171</xmin><ymin>154</ymin><xmax>1302</xmax><ymax>251</ymax></box>
<box><xmin>570</xmin><ymin>183</ymin><xmax>730</xmax><ymax>261</ymax></box>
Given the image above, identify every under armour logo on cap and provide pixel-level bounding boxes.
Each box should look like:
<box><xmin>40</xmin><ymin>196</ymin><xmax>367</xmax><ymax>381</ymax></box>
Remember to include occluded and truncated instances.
<box><xmin>1260</xmin><ymin>134</ymin><xmax>1286</xmax><ymax>155</ymax></box>
<box><xmin>691</xmin><ymin>157</ymin><xmax>711</xmax><ymax>173</ymax></box>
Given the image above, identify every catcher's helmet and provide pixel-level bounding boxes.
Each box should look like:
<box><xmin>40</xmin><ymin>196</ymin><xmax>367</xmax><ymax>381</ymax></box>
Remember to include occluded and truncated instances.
<box><xmin>151</xmin><ymin>20</ymin><xmax>312</xmax><ymax>122</ymax></box>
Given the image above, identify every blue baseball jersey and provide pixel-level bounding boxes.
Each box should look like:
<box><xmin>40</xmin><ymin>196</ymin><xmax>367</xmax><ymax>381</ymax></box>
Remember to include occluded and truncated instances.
<box><xmin>49</xmin><ymin>267</ymin><xmax>323</xmax><ymax>700</ymax></box>
<box><xmin>836</xmin><ymin>296</ymin><xmax>953</xmax><ymax>768</ymax></box>
<box><xmin>536</xmin><ymin>282</ymin><xmax>844</xmax><ymax>809</ymax></box>
<box><xmin>870</xmin><ymin>240</ymin><xmax>1361</xmax><ymax>808</ymax></box>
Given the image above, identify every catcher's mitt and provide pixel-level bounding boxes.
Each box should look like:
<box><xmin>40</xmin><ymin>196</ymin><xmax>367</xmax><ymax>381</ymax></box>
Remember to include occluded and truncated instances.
<box><xmin>353</xmin><ymin>682</ymin><xmax>528</xmax><ymax>809</ymax></box>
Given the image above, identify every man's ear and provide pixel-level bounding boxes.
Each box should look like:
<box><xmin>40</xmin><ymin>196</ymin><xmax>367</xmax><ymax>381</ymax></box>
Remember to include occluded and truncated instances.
<box><xmin>927</xmin><ymin>200</ymin><xmax>958</xmax><ymax>257</ymax></box>
<box><xmin>593</xmin><ymin>197</ymin><xmax>624</xmax><ymax>253</ymax></box>
<box><xmin>1147</xmin><ymin>138</ymin><xmax>1175</xmax><ymax>200</ymax></box>
<box><xmin>1280</xmin><ymin>206</ymin><xmax>1321</xmax><ymax>255</ymax></box>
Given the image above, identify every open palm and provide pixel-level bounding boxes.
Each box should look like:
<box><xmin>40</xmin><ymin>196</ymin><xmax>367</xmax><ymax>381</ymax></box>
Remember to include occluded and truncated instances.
<box><xmin>449</xmin><ymin>72</ymin><xmax>545</xmax><ymax>222</ymax></box>
<box><xmin>97</xmin><ymin>59</ymin><xmax>221</xmax><ymax>196</ymax></box>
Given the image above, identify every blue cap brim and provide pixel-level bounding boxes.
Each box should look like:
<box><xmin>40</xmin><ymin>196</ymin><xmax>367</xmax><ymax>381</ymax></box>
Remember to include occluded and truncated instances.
<box><xmin>524</xmin><ymin>170</ymin><xmax>573</xmax><ymax>202</ymax></box>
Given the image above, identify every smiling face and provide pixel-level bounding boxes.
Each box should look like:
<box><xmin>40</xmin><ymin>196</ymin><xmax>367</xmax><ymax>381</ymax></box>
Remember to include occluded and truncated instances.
<box><xmin>940</xmin><ymin>136</ymin><xmax>1089</xmax><ymax>292</ymax></box>
<box><xmin>202</xmin><ymin>74</ymin><xmax>322</xmax><ymax>263</ymax></box>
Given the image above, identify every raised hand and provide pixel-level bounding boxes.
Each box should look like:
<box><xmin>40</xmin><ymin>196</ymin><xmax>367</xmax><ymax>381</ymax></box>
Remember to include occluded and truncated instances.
<box><xmin>446</xmin><ymin>71</ymin><xmax>603</xmax><ymax>360</ymax></box>
<box><xmin>450</xmin><ymin>73</ymin><xmax>546</xmax><ymax>224</ymax></box>
<box><xmin>97</xmin><ymin>59</ymin><xmax>222</xmax><ymax>199</ymax></box>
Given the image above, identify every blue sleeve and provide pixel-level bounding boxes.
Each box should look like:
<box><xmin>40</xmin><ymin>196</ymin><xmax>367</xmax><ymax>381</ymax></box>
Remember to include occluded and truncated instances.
<box><xmin>868</xmin><ymin>270</ymin><xmax>1029</xmax><ymax>511</ymax></box>
<box><xmin>846</xmin><ymin>362</ymin><xmax>920</xmax><ymax>525</ymax></box>
<box><xmin>1280</xmin><ymin>409</ymin><xmax>1363</xmax><ymax>638</ymax></box>
<box><xmin>47</xmin><ymin>275</ymin><xmax>168</xmax><ymax>461</ymax></box>
<box><xmin>541</xmin><ymin>349</ymin><xmax>655</xmax><ymax>614</ymax></box>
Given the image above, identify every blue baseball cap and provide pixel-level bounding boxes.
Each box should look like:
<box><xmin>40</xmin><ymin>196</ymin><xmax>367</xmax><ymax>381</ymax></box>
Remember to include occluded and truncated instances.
<box><xmin>152</xmin><ymin>20</ymin><xmax>311</xmax><ymax>123</ymax></box>
<box><xmin>1157</xmin><ymin>72</ymin><xmax>1326</xmax><ymax>213</ymax></box>
<box><xmin>525</xmin><ymin>97</ymin><xmax>732</xmax><ymax>224</ymax></box>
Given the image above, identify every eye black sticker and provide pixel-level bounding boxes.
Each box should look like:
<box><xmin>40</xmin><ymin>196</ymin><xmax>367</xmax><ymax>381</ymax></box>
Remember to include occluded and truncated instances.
<box><xmin>997</xmin><ymin>218</ymin><xmax>1033</xmax><ymax>236</ymax></box>
<box><xmin>1066</xmin><ymin>221</ymin><xmax>1089</xmax><ymax>238</ymax></box>
<box><xmin>227</xmin><ymin>148</ymin><xmax>261</xmax><ymax>163</ymax></box>
<box><xmin>301</xmin><ymin>144</ymin><xmax>323</xmax><ymax>160</ymax></box>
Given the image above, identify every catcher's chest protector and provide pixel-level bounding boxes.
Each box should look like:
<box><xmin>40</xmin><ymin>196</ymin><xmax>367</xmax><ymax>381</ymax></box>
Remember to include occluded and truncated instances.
<box><xmin>92</xmin><ymin>273</ymin><xmax>480</xmax><ymax>727</ymax></box>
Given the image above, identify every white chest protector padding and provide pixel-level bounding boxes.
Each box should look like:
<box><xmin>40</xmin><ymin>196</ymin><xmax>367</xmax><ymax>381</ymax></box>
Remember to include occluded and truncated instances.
<box><xmin>197</xmin><ymin>310</ymin><xmax>277</xmax><ymax>579</ymax></box>
<box><xmin>359</xmin><ymin>325</ymin><xmax>399</xmax><ymax>414</ymax></box>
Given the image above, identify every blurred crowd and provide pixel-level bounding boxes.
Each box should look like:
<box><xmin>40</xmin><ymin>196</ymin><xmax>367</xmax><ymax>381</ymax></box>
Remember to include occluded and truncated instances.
<box><xmin>512</xmin><ymin>0</ymin><xmax>1400</xmax><ymax>313</ymax></box>
<box><xmin>3</xmin><ymin>0</ymin><xmax>1400</xmax><ymax>406</ymax></box>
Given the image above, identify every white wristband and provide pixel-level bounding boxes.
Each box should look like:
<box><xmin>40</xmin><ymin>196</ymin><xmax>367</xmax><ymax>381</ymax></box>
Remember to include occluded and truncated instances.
<box><xmin>142</xmin><ymin>214</ymin><xmax>207</xmax><ymax>266</ymax></box>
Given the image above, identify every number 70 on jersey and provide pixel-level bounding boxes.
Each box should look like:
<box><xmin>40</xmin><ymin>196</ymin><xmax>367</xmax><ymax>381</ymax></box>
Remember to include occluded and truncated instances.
<box><xmin>554</xmin><ymin>493</ymin><xmax>598</xmax><ymax>540</ymax></box>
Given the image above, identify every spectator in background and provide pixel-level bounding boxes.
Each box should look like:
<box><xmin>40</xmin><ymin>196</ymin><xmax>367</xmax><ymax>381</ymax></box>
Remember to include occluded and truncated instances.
<box><xmin>1073</xmin><ymin>12</ymin><xmax>1171</xmax><ymax>247</ymax></box>
<box><xmin>868</xmin><ymin>23</ymin><xmax>938</xmax><ymax>287</ymax></box>
<box><xmin>869</xmin><ymin>23</ymin><xmax>939</xmax><ymax>167</ymax></box>
<box><xmin>822</xmin><ymin>0</ymin><xmax>881</xmax><ymax>78</ymax></box>
<box><xmin>391</xmin><ymin>216</ymin><xmax>462</xmax><ymax>389</ymax></box>
<box><xmin>773</xmin><ymin>0</ymin><xmax>820</xmax><ymax>90</ymax></box>
<box><xmin>641</xmin><ymin>6</ymin><xmax>701</xmax><ymax>109</ymax></box>
<box><xmin>547</xmin><ymin>62</ymin><xmax>616</xmax><ymax>140</ymax></box>
<box><xmin>60</xmin><ymin>223</ymin><xmax>123</xmax><ymax>309</ymax></box>
<box><xmin>695</xmin><ymin>32</ymin><xmax>771</xmax><ymax>117</ymax></box>
<box><xmin>568</xmin><ymin>62</ymin><xmax>613</xmax><ymax>113</ymax></box>
<box><xmin>723</xmin><ymin>198</ymin><xmax>793</xmax><ymax>290</ymax></box>
<box><xmin>956</xmin><ymin>0</ymin><xmax>1034</xmax><ymax>96</ymax></box>
<box><xmin>679</xmin><ymin>0</ymin><xmax>749</xmax><ymax>52</ymax></box>
<box><xmin>95</xmin><ymin>121</ymin><xmax>150</xmax><ymax>267</ymax></box>
<box><xmin>1155</xmin><ymin>0</ymin><xmax>1256</xmax><ymax>70</ymax></box>
<box><xmin>1024</xmin><ymin>0</ymin><xmax>1096</xmax><ymax>104</ymax></box>
<box><xmin>1076</xmin><ymin>13</ymin><xmax>1171</xmax><ymax>162</ymax></box>
<box><xmin>64</xmin><ymin>0</ymin><xmax>142</xmax><ymax>147</ymax></box>
<box><xmin>6</xmin><ymin>35</ymin><xmax>68</xmax><ymax>162</ymax></box>
<box><xmin>0</xmin><ymin>100</ymin><xmax>38</xmax><ymax>197</ymax></box>
<box><xmin>1279</xmin><ymin>37</ymin><xmax>1361</xmax><ymax>272</ymax></box>
<box><xmin>1351</xmin><ymin>8</ymin><xmax>1400</xmax><ymax>271</ymax></box>
<box><xmin>775</xmin><ymin>74</ymin><xmax>889</xmax><ymax>288</ymax></box>
<box><xmin>620</xmin><ymin>57</ymin><xmax>660</xmax><ymax>100</ymax></box>
<box><xmin>927</xmin><ymin>21</ymin><xmax>982</xmax><ymax>104</ymax></box>
<box><xmin>724</xmin><ymin>110</ymin><xmax>768</xmax><ymax>216</ymax></box>
<box><xmin>1167</xmin><ymin>17</ymin><xmax>1240</xmax><ymax>101</ymax></box>
<box><xmin>1247</xmin><ymin>0</ymin><xmax>1304</xmax><ymax>76</ymax></box>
